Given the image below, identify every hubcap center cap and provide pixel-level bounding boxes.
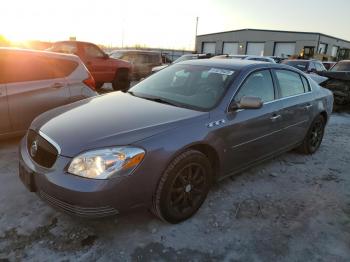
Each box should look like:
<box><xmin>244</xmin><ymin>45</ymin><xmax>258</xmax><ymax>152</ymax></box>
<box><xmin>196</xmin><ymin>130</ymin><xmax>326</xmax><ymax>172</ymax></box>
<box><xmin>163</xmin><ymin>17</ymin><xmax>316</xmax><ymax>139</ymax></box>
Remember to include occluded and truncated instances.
<box><xmin>185</xmin><ymin>184</ymin><xmax>192</xmax><ymax>192</ymax></box>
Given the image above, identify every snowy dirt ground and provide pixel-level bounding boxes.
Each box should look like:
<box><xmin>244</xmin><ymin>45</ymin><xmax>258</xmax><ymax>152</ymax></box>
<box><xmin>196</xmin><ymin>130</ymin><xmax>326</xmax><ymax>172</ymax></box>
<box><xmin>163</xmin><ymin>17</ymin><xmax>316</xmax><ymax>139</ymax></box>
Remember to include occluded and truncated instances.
<box><xmin>0</xmin><ymin>113</ymin><xmax>350</xmax><ymax>262</ymax></box>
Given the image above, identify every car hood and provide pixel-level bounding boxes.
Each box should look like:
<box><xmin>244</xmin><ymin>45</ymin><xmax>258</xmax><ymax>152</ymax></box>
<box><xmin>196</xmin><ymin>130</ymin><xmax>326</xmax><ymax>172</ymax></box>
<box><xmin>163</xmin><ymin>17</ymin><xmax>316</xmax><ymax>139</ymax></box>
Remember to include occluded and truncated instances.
<box><xmin>31</xmin><ymin>92</ymin><xmax>207</xmax><ymax>157</ymax></box>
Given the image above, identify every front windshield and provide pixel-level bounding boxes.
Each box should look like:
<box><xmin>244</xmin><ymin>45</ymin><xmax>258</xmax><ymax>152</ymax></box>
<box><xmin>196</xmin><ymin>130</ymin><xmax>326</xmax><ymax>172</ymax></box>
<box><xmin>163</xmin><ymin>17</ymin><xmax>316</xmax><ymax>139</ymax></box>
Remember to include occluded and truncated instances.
<box><xmin>282</xmin><ymin>60</ymin><xmax>308</xmax><ymax>71</ymax></box>
<box><xmin>331</xmin><ymin>62</ymin><xmax>350</xmax><ymax>72</ymax></box>
<box><xmin>129</xmin><ymin>64</ymin><xmax>236</xmax><ymax>111</ymax></box>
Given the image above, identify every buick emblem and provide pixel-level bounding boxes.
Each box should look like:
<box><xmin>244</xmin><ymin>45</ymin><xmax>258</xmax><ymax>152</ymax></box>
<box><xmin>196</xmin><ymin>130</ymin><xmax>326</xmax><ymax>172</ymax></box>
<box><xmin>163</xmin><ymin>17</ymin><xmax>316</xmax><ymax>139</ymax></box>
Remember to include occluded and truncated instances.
<box><xmin>30</xmin><ymin>140</ymin><xmax>38</xmax><ymax>158</ymax></box>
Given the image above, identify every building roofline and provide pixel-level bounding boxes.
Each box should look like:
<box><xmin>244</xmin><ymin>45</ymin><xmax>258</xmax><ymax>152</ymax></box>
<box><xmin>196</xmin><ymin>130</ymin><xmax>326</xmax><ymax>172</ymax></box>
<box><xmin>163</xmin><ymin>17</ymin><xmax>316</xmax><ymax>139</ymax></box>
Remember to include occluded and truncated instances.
<box><xmin>197</xmin><ymin>28</ymin><xmax>350</xmax><ymax>44</ymax></box>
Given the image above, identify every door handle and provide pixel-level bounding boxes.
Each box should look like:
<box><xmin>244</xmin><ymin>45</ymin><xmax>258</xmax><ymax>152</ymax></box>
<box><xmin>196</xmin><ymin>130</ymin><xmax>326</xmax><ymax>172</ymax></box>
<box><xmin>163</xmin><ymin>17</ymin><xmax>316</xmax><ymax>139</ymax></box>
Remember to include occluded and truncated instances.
<box><xmin>304</xmin><ymin>104</ymin><xmax>313</xmax><ymax>110</ymax></box>
<box><xmin>51</xmin><ymin>83</ymin><xmax>65</xmax><ymax>88</ymax></box>
<box><xmin>270</xmin><ymin>114</ymin><xmax>281</xmax><ymax>121</ymax></box>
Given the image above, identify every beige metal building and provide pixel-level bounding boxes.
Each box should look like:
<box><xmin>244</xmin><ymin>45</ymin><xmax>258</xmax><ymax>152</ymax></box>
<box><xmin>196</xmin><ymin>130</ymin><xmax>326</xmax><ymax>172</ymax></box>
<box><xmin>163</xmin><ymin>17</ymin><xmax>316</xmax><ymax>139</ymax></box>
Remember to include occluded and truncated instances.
<box><xmin>196</xmin><ymin>29</ymin><xmax>350</xmax><ymax>60</ymax></box>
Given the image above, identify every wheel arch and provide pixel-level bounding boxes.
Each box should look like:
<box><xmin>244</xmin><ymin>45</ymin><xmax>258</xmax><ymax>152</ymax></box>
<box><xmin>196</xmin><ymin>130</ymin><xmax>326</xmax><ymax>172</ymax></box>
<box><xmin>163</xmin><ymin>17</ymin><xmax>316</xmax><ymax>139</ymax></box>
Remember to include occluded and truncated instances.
<box><xmin>177</xmin><ymin>143</ymin><xmax>221</xmax><ymax>181</ymax></box>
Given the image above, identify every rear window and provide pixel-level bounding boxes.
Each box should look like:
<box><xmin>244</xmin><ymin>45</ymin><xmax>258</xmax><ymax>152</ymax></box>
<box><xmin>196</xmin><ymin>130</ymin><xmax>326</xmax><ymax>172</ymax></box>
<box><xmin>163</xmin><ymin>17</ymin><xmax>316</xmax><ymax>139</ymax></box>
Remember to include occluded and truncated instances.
<box><xmin>50</xmin><ymin>42</ymin><xmax>77</xmax><ymax>54</ymax></box>
<box><xmin>274</xmin><ymin>69</ymin><xmax>305</xmax><ymax>98</ymax></box>
<box><xmin>331</xmin><ymin>62</ymin><xmax>350</xmax><ymax>72</ymax></box>
<box><xmin>0</xmin><ymin>52</ymin><xmax>77</xmax><ymax>84</ymax></box>
<box><xmin>282</xmin><ymin>60</ymin><xmax>308</xmax><ymax>72</ymax></box>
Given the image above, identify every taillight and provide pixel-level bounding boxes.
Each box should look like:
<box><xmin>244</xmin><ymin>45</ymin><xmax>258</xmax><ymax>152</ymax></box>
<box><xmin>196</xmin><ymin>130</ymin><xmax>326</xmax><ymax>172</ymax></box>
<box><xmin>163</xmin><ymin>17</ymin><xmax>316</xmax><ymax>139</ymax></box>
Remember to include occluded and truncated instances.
<box><xmin>83</xmin><ymin>73</ymin><xmax>96</xmax><ymax>91</ymax></box>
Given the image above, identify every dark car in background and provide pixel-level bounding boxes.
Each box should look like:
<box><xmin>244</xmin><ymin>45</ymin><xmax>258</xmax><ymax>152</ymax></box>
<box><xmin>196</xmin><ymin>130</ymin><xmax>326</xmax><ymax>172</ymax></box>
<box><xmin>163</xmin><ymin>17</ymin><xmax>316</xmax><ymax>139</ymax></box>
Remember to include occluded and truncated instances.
<box><xmin>317</xmin><ymin>60</ymin><xmax>350</xmax><ymax>105</ymax></box>
<box><xmin>282</xmin><ymin>59</ymin><xmax>326</xmax><ymax>74</ymax></box>
<box><xmin>151</xmin><ymin>53</ymin><xmax>212</xmax><ymax>73</ymax></box>
<box><xmin>19</xmin><ymin>60</ymin><xmax>333</xmax><ymax>223</ymax></box>
<box><xmin>322</xmin><ymin>61</ymin><xmax>336</xmax><ymax>70</ymax></box>
<box><xmin>110</xmin><ymin>50</ymin><xmax>162</xmax><ymax>80</ymax></box>
<box><xmin>0</xmin><ymin>48</ymin><xmax>97</xmax><ymax>139</ymax></box>
<box><xmin>49</xmin><ymin>41</ymin><xmax>132</xmax><ymax>90</ymax></box>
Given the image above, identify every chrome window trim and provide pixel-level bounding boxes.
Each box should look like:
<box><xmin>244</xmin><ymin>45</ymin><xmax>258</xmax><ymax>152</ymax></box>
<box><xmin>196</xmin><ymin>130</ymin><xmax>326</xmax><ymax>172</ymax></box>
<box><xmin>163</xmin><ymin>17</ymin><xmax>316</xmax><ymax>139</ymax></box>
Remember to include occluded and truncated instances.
<box><xmin>227</xmin><ymin>67</ymin><xmax>313</xmax><ymax>112</ymax></box>
<box><xmin>39</xmin><ymin>130</ymin><xmax>62</xmax><ymax>155</ymax></box>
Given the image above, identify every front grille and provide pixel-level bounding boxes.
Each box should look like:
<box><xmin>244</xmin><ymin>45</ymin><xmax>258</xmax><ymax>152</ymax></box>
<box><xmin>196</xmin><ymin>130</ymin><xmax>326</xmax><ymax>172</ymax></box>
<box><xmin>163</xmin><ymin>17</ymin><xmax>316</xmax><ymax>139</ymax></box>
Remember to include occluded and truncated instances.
<box><xmin>27</xmin><ymin>130</ymin><xmax>58</xmax><ymax>168</ymax></box>
<box><xmin>38</xmin><ymin>191</ymin><xmax>119</xmax><ymax>218</ymax></box>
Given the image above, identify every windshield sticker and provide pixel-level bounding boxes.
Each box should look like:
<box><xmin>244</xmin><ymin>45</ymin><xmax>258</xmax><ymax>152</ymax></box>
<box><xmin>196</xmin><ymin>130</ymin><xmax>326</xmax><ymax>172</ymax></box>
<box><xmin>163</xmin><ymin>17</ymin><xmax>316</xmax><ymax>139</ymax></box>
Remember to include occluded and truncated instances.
<box><xmin>208</xmin><ymin>68</ymin><xmax>234</xmax><ymax>75</ymax></box>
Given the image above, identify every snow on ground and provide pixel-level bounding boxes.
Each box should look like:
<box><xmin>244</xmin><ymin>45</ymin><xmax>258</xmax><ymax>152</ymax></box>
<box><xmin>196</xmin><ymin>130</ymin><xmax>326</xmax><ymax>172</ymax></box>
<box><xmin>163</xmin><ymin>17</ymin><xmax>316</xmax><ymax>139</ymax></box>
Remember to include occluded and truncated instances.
<box><xmin>0</xmin><ymin>113</ymin><xmax>350</xmax><ymax>261</ymax></box>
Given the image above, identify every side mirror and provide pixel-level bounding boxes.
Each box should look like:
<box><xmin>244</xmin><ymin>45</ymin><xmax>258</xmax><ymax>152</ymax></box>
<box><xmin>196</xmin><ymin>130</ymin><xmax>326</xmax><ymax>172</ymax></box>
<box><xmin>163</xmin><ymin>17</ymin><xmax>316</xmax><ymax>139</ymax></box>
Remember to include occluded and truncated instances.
<box><xmin>103</xmin><ymin>53</ymin><xmax>109</xmax><ymax>59</ymax></box>
<box><xmin>229</xmin><ymin>96</ymin><xmax>263</xmax><ymax>111</ymax></box>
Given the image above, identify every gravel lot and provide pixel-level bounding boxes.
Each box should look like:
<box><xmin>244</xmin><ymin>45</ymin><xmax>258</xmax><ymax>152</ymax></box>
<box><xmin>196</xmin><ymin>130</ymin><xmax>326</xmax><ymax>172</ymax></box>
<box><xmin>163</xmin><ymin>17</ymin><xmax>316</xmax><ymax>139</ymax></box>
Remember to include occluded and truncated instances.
<box><xmin>1</xmin><ymin>112</ymin><xmax>350</xmax><ymax>262</ymax></box>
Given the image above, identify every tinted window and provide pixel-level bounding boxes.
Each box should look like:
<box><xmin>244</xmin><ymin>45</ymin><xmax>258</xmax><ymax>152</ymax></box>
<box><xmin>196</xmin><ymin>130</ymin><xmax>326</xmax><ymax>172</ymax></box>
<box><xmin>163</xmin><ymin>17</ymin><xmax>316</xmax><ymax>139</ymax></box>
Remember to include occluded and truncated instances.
<box><xmin>129</xmin><ymin>64</ymin><xmax>236</xmax><ymax>110</ymax></box>
<box><xmin>0</xmin><ymin>53</ymin><xmax>55</xmax><ymax>84</ymax></box>
<box><xmin>84</xmin><ymin>44</ymin><xmax>105</xmax><ymax>58</ymax></box>
<box><xmin>275</xmin><ymin>70</ymin><xmax>305</xmax><ymax>98</ymax></box>
<box><xmin>282</xmin><ymin>60</ymin><xmax>308</xmax><ymax>72</ymax></box>
<box><xmin>235</xmin><ymin>70</ymin><xmax>275</xmax><ymax>103</ymax></box>
<box><xmin>331</xmin><ymin>62</ymin><xmax>350</xmax><ymax>71</ymax></box>
<box><xmin>50</xmin><ymin>58</ymin><xmax>78</xmax><ymax>77</ymax></box>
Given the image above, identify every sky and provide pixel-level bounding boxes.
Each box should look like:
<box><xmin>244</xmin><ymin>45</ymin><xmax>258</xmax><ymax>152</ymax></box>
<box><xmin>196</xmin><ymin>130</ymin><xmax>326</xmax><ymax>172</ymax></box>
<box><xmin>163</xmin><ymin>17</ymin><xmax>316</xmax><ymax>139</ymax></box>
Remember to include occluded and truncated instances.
<box><xmin>0</xmin><ymin>0</ymin><xmax>349</xmax><ymax>50</ymax></box>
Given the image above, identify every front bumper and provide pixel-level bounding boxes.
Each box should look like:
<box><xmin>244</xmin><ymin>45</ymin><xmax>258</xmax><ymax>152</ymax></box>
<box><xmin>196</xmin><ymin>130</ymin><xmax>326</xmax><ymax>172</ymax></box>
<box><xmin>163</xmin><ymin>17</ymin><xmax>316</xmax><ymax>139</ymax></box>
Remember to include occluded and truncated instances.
<box><xmin>18</xmin><ymin>136</ymin><xmax>152</xmax><ymax>218</ymax></box>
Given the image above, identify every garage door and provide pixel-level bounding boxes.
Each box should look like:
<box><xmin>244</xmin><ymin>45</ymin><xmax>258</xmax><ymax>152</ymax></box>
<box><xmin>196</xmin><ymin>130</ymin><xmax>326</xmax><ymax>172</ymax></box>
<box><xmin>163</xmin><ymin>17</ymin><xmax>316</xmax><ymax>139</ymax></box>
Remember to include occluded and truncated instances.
<box><xmin>274</xmin><ymin>43</ymin><xmax>296</xmax><ymax>58</ymax></box>
<box><xmin>246</xmin><ymin>43</ymin><xmax>265</xmax><ymax>56</ymax></box>
<box><xmin>223</xmin><ymin>42</ymin><xmax>238</xmax><ymax>55</ymax></box>
<box><xmin>202</xmin><ymin>42</ymin><xmax>216</xmax><ymax>54</ymax></box>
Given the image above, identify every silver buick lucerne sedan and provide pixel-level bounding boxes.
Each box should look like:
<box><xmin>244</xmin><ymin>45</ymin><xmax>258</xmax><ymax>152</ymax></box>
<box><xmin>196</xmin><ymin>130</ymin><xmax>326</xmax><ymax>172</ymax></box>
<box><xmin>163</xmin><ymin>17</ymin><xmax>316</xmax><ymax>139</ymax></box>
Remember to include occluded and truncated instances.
<box><xmin>19</xmin><ymin>59</ymin><xmax>333</xmax><ymax>223</ymax></box>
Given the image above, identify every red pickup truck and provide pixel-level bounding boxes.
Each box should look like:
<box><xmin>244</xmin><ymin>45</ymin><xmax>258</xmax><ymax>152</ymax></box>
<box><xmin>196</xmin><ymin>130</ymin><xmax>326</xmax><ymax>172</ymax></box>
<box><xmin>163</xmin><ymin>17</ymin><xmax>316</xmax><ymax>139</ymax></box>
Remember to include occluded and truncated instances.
<box><xmin>49</xmin><ymin>41</ymin><xmax>132</xmax><ymax>91</ymax></box>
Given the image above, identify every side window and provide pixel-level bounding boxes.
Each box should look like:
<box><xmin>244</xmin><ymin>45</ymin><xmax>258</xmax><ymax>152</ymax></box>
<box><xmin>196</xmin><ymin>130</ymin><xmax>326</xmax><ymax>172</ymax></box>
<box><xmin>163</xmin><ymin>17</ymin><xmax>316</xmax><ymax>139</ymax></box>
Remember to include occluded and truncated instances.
<box><xmin>84</xmin><ymin>44</ymin><xmax>105</xmax><ymax>58</ymax></box>
<box><xmin>50</xmin><ymin>58</ymin><xmax>78</xmax><ymax>78</ymax></box>
<box><xmin>308</xmin><ymin>62</ymin><xmax>316</xmax><ymax>72</ymax></box>
<box><xmin>315</xmin><ymin>62</ymin><xmax>326</xmax><ymax>72</ymax></box>
<box><xmin>235</xmin><ymin>70</ymin><xmax>275</xmax><ymax>103</ymax></box>
<box><xmin>4</xmin><ymin>54</ymin><xmax>55</xmax><ymax>83</ymax></box>
<box><xmin>301</xmin><ymin>75</ymin><xmax>311</xmax><ymax>92</ymax></box>
<box><xmin>275</xmin><ymin>70</ymin><xmax>305</xmax><ymax>98</ymax></box>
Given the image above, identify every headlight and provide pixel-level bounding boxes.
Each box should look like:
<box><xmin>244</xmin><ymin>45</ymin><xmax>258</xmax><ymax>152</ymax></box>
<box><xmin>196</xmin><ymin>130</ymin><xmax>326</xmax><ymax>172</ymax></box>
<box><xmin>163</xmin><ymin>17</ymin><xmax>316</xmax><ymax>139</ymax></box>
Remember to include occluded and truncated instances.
<box><xmin>68</xmin><ymin>147</ymin><xmax>145</xmax><ymax>179</ymax></box>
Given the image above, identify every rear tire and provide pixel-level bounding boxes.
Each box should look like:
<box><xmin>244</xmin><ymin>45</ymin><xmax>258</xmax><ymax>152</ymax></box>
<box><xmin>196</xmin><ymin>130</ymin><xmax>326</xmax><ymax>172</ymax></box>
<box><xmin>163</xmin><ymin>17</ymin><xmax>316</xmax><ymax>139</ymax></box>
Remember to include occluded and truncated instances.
<box><xmin>112</xmin><ymin>69</ymin><xmax>130</xmax><ymax>92</ymax></box>
<box><xmin>152</xmin><ymin>150</ymin><xmax>212</xmax><ymax>224</ymax></box>
<box><xmin>297</xmin><ymin>115</ymin><xmax>326</xmax><ymax>154</ymax></box>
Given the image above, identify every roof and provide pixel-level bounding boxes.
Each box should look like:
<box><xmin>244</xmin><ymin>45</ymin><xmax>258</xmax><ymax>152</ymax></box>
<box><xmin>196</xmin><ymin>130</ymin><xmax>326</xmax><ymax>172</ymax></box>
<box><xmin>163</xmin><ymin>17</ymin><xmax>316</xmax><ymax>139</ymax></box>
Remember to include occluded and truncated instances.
<box><xmin>180</xmin><ymin>58</ymin><xmax>273</xmax><ymax>70</ymax></box>
<box><xmin>110</xmin><ymin>49</ymin><xmax>161</xmax><ymax>54</ymax></box>
<box><xmin>197</xmin><ymin>28</ymin><xmax>350</xmax><ymax>44</ymax></box>
<box><xmin>0</xmin><ymin>47</ymin><xmax>79</xmax><ymax>60</ymax></box>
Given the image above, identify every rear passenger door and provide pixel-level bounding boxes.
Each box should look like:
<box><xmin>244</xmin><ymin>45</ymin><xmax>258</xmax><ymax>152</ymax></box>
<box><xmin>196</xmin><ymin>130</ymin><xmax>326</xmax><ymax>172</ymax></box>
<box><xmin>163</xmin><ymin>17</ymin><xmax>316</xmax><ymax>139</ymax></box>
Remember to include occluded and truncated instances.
<box><xmin>272</xmin><ymin>69</ymin><xmax>313</xmax><ymax>146</ymax></box>
<box><xmin>5</xmin><ymin>53</ymin><xmax>70</xmax><ymax>132</ymax></box>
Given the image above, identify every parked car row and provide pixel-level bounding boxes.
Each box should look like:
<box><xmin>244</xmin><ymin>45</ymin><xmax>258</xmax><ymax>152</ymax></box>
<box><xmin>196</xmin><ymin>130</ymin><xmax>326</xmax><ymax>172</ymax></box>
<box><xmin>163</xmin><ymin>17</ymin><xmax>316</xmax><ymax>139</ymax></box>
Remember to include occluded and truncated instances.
<box><xmin>0</xmin><ymin>48</ymin><xmax>97</xmax><ymax>138</ymax></box>
<box><xmin>17</xmin><ymin>57</ymin><xmax>333</xmax><ymax>222</ymax></box>
<box><xmin>49</xmin><ymin>41</ymin><xmax>132</xmax><ymax>90</ymax></box>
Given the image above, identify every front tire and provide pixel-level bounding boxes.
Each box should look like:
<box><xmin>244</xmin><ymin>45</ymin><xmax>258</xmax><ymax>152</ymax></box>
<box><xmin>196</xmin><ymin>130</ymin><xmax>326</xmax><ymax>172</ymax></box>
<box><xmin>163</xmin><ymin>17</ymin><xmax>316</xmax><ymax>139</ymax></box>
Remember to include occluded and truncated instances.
<box><xmin>152</xmin><ymin>150</ymin><xmax>212</xmax><ymax>224</ymax></box>
<box><xmin>297</xmin><ymin>115</ymin><xmax>326</xmax><ymax>154</ymax></box>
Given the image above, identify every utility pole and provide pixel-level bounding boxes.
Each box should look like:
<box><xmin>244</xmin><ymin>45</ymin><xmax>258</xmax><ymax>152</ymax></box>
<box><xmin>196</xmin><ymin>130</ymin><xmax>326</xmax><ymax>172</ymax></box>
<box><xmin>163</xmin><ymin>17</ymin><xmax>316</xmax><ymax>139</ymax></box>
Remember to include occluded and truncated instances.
<box><xmin>194</xmin><ymin>17</ymin><xmax>199</xmax><ymax>53</ymax></box>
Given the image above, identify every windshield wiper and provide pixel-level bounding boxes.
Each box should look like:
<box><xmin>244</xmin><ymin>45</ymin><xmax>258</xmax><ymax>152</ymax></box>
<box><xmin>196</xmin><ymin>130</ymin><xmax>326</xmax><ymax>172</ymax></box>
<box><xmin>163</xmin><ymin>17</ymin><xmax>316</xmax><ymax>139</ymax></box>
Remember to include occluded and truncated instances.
<box><xmin>142</xmin><ymin>96</ymin><xmax>178</xmax><ymax>106</ymax></box>
<box><xmin>128</xmin><ymin>91</ymin><xmax>179</xmax><ymax>107</ymax></box>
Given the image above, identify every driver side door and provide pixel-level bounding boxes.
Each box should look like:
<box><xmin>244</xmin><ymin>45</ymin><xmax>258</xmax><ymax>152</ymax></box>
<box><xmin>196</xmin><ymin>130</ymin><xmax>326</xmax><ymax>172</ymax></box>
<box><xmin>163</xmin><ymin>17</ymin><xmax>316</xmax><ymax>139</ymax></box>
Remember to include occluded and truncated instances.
<box><xmin>220</xmin><ymin>69</ymin><xmax>286</xmax><ymax>174</ymax></box>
